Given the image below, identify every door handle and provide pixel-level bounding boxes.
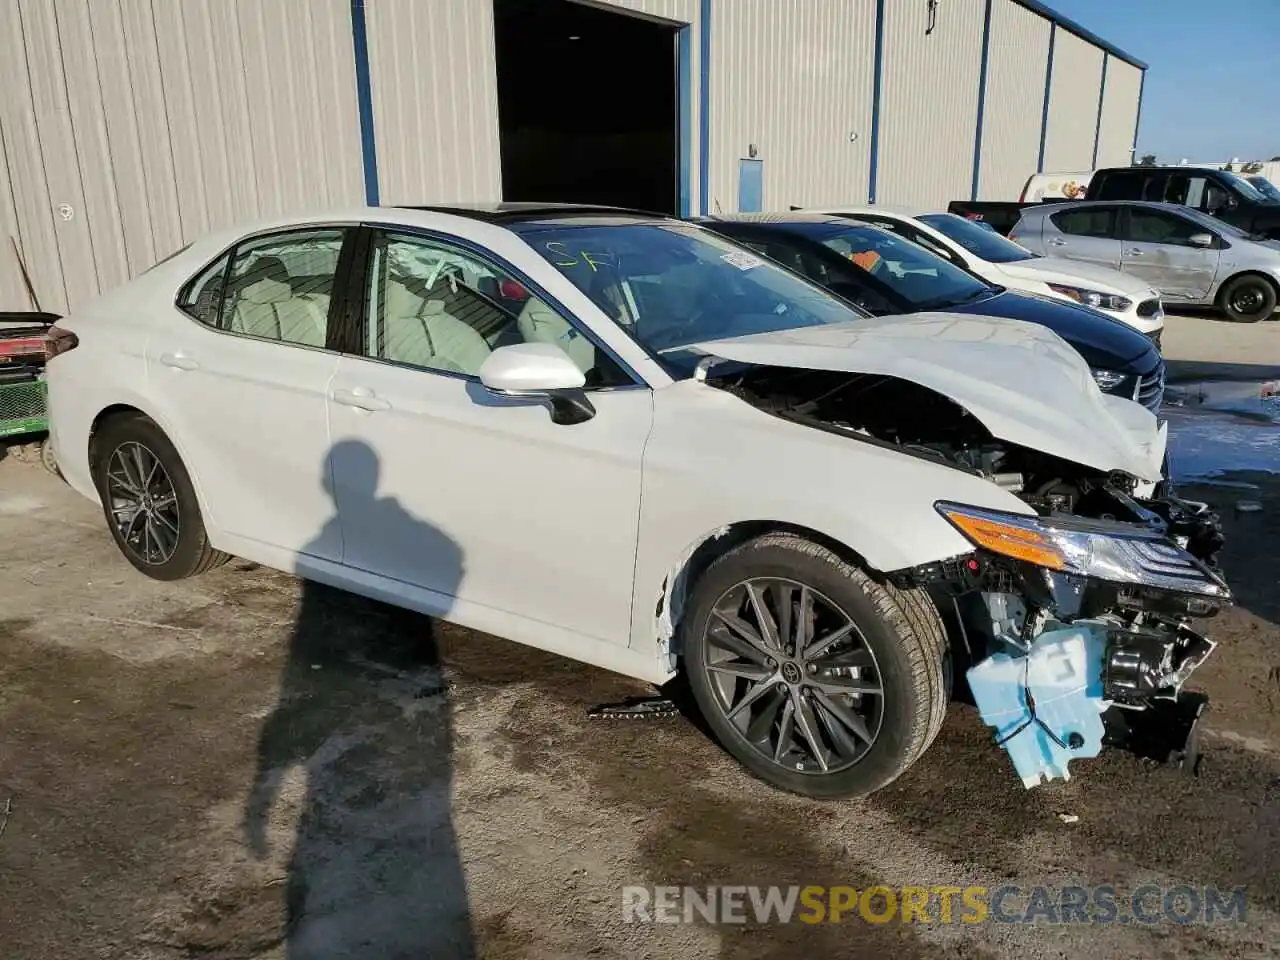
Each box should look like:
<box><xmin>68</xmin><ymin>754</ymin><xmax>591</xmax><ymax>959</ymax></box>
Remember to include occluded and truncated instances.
<box><xmin>1047</xmin><ymin>238</ymin><xmax>1067</xmax><ymax>247</ymax></box>
<box><xmin>159</xmin><ymin>352</ymin><xmax>199</xmax><ymax>371</ymax></box>
<box><xmin>331</xmin><ymin>387</ymin><xmax>391</xmax><ymax>412</ymax></box>
<box><xmin>1127</xmin><ymin>248</ymin><xmax>1145</xmax><ymax>256</ymax></box>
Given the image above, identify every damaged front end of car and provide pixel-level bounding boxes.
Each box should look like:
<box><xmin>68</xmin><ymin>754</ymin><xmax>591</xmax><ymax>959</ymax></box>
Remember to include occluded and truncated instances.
<box><xmin>709</xmin><ymin>363</ymin><xmax>1231</xmax><ymax>787</ymax></box>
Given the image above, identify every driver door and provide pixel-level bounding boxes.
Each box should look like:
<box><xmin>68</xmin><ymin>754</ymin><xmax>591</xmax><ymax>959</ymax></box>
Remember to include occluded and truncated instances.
<box><xmin>1118</xmin><ymin>206</ymin><xmax>1220</xmax><ymax>301</ymax></box>
<box><xmin>326</xmin><ymin>227</ymin><xmax>653</xmax><ymax>645</ymax></box>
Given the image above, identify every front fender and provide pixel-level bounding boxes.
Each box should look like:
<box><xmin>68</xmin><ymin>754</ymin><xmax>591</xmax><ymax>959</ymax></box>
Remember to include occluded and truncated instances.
<box><xmin>627</xmin><ymin>383</ymin><xmax>1031</xmax><ymax>663</ymax></box>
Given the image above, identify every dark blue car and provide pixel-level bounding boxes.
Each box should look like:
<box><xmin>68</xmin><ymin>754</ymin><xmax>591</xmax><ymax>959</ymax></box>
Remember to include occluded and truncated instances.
<box><xmin>697</xmin><ymin>214</ymin><xmax>1165</xmax><ymax>412</ymax></box>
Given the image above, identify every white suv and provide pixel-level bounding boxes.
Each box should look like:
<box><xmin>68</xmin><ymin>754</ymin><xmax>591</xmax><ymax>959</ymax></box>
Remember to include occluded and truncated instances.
<box><xmin>814</xmin><ymin>205</ymin><xmax>1165</xmax><ymax>342</ymax></box>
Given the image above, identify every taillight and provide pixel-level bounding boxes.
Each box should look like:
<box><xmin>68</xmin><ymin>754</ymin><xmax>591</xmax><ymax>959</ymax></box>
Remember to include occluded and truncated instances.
<box><xmin>45</xmin><ymin>324</ymin><xmax>79</xmax><ymax>359</ymax></box>
<box><xmin>0</xmin><ymin>334</ymin><xmax>49</xmax><ymax>363</ymax></box>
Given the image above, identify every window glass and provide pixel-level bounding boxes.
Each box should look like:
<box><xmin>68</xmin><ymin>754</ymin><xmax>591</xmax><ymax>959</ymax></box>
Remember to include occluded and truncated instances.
<box><xmin>1094</xmin><ymin>172</ymin><xmax>1144</xmax><ymax>201</ymax></box>
<box><xmin>1202</xmin><ymin>183</ymin><xmax>1231</xmax><ymax>214</ymax></box>
<box><xmin>178</xmin><ymin>254</ymin><xmax>231</xmax><ymax>327</ymax></box>
<box><xmin>1248</xmin><ymin>176</ymin><xmax>1280</xmax><ymax>202</ymax></box>
<box><xmin>1122</xmin><ymin>209</ymin><xmax>1207</xmax><ymax>245</ymax></box>
<box><xmin>1050</xmin><ymin>208</ymin><xmax>1116</xmax><ymax>238</ymax></box>
<box><xmin>917</xmin><ymin>213</ymin><xmax>1036</xmax><ymax>263</ymax></box>
<box><xmin>513</xmin><ymin>220</ymin><xmax>861</xmax><ymax>375</ymax></box>
<box><xmin>1220</xmin><ymin>172</ymin><xmax>1269</xmax><ymax>203</ymax></box>
<box><xmin>217</xmin><ymin>230</ymin><xmax>344</xmax><ymax>347</ymax></box>
<box><xmin>366</xmin><ymin>232</ymin><xmax>630</xmax><ymax>387</ymax></box>
<box><xmin>799</xmin><ymin>223</ymin><xmax>992</xmax><ymax>311</ymax></box>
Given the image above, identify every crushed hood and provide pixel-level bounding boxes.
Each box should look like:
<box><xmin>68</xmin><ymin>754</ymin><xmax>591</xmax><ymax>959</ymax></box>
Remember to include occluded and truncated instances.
<box><xmin>1000</xmin><ymin>258</ymin><xmax>1158</xmax><ymax>299</ymax></box>
<box><xmin>689</xmin><ymin>313</ymin><xmax>1165</xmax><ymax>481</ymax></box>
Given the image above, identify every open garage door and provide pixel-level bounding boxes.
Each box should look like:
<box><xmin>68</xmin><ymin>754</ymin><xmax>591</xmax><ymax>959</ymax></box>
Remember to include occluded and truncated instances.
<box><xmin>494</xmin><ymin>0</ymin><xmax>680</xmax><ymax>214</ymax></box>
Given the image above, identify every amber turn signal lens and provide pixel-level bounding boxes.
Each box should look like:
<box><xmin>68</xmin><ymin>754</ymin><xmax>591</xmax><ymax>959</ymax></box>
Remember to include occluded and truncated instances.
<box><xmin>939</xmin><ymin>510</ymin><xmax>1067</xmax><ymax>570</ymax></box>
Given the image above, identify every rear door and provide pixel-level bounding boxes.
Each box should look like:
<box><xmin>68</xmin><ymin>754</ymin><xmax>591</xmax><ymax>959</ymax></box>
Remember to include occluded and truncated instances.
<box><xmin>1117</xmin><ymin>206</ymin><xmax>1220</xmax><ymax>301</ymax></box>
<box><xmin>150</xmin><ymin>227</ymin><xmax>353</xmax><ymax>561</ymax></box>
<box><xmin>1042</xmin><ymin>207</ymin><xmax>1123</xmax><ymax>269</ymax></box>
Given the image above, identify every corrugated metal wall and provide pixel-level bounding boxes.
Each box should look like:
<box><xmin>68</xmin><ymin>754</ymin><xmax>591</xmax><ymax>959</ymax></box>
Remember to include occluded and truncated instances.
<box><xmin>0</xmin><ymin>0</ymin><xmax>1147</xmax><ymax>312</ymax></box>
<box><xmin>706</xmin><ymin>0</ymin><xmax>878</xmax><ymax>213</ymax></box>
<box><xmin>364</xmin><ymin>0</ymin><xmax>503</xmax><ymax>205</ymax></box>
<box><xmin>0</xmin><ymin>0</ymin><xmax>364</xmax><ymax>315</ymax></box>
<box><xmin>976</xmin><ymin>0</ymin><xmax>1052</xmax><ymax>200</ymax></box>
<box><xmin>876</xmin><ymin>0</ymin><xmax>985</xmax><ymax>208</ymax></box>
<box><xmin>1041</xmin><ymin>27</ymin><xmax>1105</xmax><ymax>174</ymax></box>
<box><xmin>1094</xmin><ymin>56</ymin><xmax>1141</xmax><ymax>168</ymax></box>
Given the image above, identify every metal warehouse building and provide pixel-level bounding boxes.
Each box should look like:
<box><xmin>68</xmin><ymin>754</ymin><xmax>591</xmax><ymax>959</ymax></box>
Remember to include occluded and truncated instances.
<box><xmin>0</xmin><ymin>0</ymin><xmax>1144</xmax><ymax>314</ymax></box>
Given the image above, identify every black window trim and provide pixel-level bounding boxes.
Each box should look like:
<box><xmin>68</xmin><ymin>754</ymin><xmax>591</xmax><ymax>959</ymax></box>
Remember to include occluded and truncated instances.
<box><xmin>347</xmin><ymin>223</ymin><xmax>650</xmax><ymax>391</ymax></box>
<box><xmin>855</xmin><ymin>214</ymin><xmax>970</xmax><ymax>270</ymax></box>
<box><xmin>1050</xmin><ymin>204</ymin><xmax>1120</xmax><ymax>240</ymax></box>
<box><xmin>173</xmin><ymin>222</ymin><xmax>358</xmax><ymax>355</ymax></box>
<box><xmin>1116</xmin><ymin>205</ymin><xmax>1223</xmax><ymax>249</ymax></box>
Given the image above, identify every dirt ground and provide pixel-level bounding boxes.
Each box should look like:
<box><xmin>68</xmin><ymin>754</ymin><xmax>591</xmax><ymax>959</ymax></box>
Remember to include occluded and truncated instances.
<box><xmin>1</xmin><ymin>451</ymin><xmax>1278</xmax><ymax>960</ymax></box>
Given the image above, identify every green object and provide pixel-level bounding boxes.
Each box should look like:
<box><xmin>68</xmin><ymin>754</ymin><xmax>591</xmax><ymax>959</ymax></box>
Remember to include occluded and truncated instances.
<box><xmin>0</xmin><ymin>378</ymin><xmax>48</xmax><ymax>440</ymax></box>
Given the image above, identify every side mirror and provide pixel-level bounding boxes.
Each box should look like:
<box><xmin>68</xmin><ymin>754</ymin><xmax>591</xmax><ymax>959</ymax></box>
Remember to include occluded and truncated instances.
<box><xmin>477</xmin><ymin>342</ymin><xmax>595</xmax><ymax>425</ymax></box>
<box><xmin>1188</xmin><ymin>233</ymin><xmax>1215</xmax><ymax>249</ymax></box>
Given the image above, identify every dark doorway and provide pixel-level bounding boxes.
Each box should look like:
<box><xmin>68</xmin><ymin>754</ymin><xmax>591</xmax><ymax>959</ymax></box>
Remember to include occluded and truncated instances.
<box><xmin>494</xmin><ymin>0</ymin><xmax>680</xmax><ymax>214</ymax></box>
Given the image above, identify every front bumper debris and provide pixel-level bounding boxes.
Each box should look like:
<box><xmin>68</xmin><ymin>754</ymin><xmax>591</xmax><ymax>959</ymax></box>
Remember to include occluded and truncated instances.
<box><xmin>967</xmin><ymin>620</ymin><xmax>1217</xmax><ymax>788</ymax></box>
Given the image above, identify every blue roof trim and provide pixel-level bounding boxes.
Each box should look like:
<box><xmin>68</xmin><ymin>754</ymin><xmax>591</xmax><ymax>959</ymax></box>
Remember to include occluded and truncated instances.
<box><xmin>350</xmin><ymin>0</ymin><xmax>380</xmax><ymax>205</ymax></box>
<box><xmin>1013</xmin><ymin>0</ymin><xmax>1147</xmax><ymax>70</ymax></box>
<box><xmin>970</xmin><ymin>0</ymin><xmax>994</xmax><ymax>201</ymax></box>
<box><xmin>1091</xmin><ymin>52</ymin><xmax>1108</xmax><ymax>168</ymax></box>
<box><xmin>698</xmin><ymin>0</ymin><xmax>710</xmax><ymax>215</ymax></box>
<box><xmin>867</xmin><ymin>0</ymin><xmax>885</xmax><ymax>204</ymax></box>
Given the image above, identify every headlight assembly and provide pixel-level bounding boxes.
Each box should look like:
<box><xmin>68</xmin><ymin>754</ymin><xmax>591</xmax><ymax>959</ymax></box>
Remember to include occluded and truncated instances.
<box><xmin>1090</xmin><ymin>368</ymin><xmax>1129</xmax><ymax>391</ymax></box>
<box><xmin>935</xmin><ymin>502</ymin><xmax>1230</xmax><ymax>598</ymax></box>
<box><xmin>1047</xmin><ymin>283</ymin><xmax>1133</xmax><ymax>312</ymax></box>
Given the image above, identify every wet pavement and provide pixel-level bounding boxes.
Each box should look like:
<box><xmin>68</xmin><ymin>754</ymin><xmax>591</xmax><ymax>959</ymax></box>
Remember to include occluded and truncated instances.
<box><xmin>1164</xmin><ymin>379</ymin><xmax>1280</xmax><ymax>483</ymax></box>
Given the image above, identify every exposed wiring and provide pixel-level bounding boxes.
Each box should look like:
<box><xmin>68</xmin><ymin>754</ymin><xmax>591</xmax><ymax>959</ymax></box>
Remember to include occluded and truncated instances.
<box><xmin>993</xmin><ymin>655</ymin><xmax>1073</xmax><ymax>750</ymax></box>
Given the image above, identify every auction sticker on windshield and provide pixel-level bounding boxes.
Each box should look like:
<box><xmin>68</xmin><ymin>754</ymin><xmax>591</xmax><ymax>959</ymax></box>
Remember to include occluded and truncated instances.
<box><xmin>721</xmin><ymin>250</ymin><xmax>764</xmax><ymax>270</ymax></box>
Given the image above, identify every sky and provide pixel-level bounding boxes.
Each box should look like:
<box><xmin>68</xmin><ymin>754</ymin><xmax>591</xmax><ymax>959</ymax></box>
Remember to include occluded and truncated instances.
<box><xmin>1046</xmin><ymin>0</ymin><xmax>1280</xmax><ymax>163</ymax></box>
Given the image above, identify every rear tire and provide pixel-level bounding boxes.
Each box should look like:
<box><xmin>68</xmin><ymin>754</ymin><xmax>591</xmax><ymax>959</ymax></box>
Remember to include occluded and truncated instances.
<box><xmin>1218</xmin><ymin>275</ymin><xmax>1277</xmax><ymax>323</ymax></box>
<box><xmin>681</xmin><ymin>533</ymin><xmax>949</xmax><ymax>799</ymax></box>
<box><xmin>90</xmin><ymin>413</ymin><xmax>228</xmax><ymax>580</ymax></box>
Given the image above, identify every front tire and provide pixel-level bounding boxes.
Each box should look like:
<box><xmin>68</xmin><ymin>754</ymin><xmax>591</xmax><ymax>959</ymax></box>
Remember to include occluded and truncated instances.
<box><xmin>1219</xmin><ymin>275</ymin><xmax>1277</xmax><ymax>322</ymax></box>
<box><xmin>681</xmin><ymin>533</ymin><xmax>949</xmax><ymax>799</ymax></box>
<box><xmin>90</xmin><ymin>413</ymin><xmax>228</xmax><ymax>580</ymax></box>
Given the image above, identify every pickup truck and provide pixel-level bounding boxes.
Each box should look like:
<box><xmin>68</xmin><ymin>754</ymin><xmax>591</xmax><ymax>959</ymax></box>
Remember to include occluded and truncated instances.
<box><xmin>951</xmin><ymin>166</ymin><xmax>1280</xmax><ymax>239</ymax></box>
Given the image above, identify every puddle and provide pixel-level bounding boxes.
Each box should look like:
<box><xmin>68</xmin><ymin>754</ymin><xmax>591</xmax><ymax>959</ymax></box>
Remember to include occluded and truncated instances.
<box><xmin>1163</xmin><ymin>380</ymin><xmax>1280</xmax><ymax>483</ymax></box>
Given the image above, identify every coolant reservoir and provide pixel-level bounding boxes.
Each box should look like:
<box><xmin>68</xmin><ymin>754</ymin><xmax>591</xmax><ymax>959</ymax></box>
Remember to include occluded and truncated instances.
<box><xmin>967</xmin><ymin>622</ymin><xmax>1112</xmax><ymax>788</ymax></box>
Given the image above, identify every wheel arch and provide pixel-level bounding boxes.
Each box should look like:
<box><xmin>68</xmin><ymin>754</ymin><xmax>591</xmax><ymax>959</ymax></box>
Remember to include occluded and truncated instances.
<box><xmin>1216</xmin><ymin>269</ymin><xmax>1279</xmax><ymax>305</ymax></box>
<box><xmin>88</xmin><ymin>401</ymin><xmax>219</xmax><ymax>538</ymax></box>
<box><xmin>656</xmin><ymin>520</ymin><xmax>881</xmax><ymax>664</ymax></box>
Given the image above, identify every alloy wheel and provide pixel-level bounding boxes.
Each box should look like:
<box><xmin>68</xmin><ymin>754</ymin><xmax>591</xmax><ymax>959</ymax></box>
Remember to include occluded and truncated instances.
<box><xmin>105</xmin><ymin>442</ymin><xmax>181</xmax><ymax>565</ymax></box>
<box><xmin>701</xmin><ymin>577</ymin><xmax>884</xmax><ymax>775</ymax></box>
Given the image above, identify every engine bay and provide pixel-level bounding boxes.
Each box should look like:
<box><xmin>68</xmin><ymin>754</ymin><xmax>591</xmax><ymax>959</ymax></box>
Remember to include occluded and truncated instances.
<box><xmin>712</xmin><ymin>365</ymin><xmax>1232</xmax><ymax>784</ymax></box>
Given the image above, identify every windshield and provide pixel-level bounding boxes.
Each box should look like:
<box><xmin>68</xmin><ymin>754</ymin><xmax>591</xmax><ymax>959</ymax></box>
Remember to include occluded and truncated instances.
<box><xmin>1220</xmin><ymin>171</ymin><xmax>1272</xmax><ymax>204</ymax></box>
<box><xmin>1248</xmin><ymin>176</ymin><xmax>1280</xmax><ymax>202</ymax></box>
<box><xmin>793</xmin><ymin>222</ymin><xmax>993</xmax><ymax>311</ymax></box>
<box><xmin>513</xmin><ymin>220</ymin><xmax>866</xmax><ymax>365</ymax></box>
<box><xmin>1179</xmin><ymin>206</ymin><xmax>1263</xmax><ymax>241</ymax></box>
<box><xmin>917</xmin><ymin>213</ymin><xmax>1037</xmax><ymax>263</ymax></box>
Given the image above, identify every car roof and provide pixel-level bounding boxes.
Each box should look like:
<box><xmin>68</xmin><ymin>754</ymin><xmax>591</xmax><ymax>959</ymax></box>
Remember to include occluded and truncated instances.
<box><xmin>1030</xmin><ymin>199</ymin><xmax>1194</xmax><ymax>214</ymax></box>
<box><xmin>700</xmin><ymin>212</ymin><xmax>847</xmax><ymax>226</ymax></box>
<box><xmin>402</xmin><ymin>202</ymin><xmax>675</xmax><ymax>225</ymax></box>
<box><xmin>801</xmin><ymin>203</ymin><xmax>931</xmax><ymax>219</ymax></box>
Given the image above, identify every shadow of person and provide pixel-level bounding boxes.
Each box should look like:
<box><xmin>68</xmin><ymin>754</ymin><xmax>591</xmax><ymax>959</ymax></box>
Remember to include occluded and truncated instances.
<box><xmin>244</xmin><ymin>439</ymin><xmax>474</xmax><ymax>958</ymax></box>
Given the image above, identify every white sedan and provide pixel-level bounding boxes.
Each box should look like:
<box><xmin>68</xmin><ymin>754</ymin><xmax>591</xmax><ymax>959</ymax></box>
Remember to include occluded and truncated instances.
<box><xmin>813</xmin><ymin>205</ymin><xmax>1166</xmax><ymax>341</ymax></box>
<box><xmin>45</xmin><ymin>205</ymin><xmax>1227</xmax><ymax>797</ymax></box>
